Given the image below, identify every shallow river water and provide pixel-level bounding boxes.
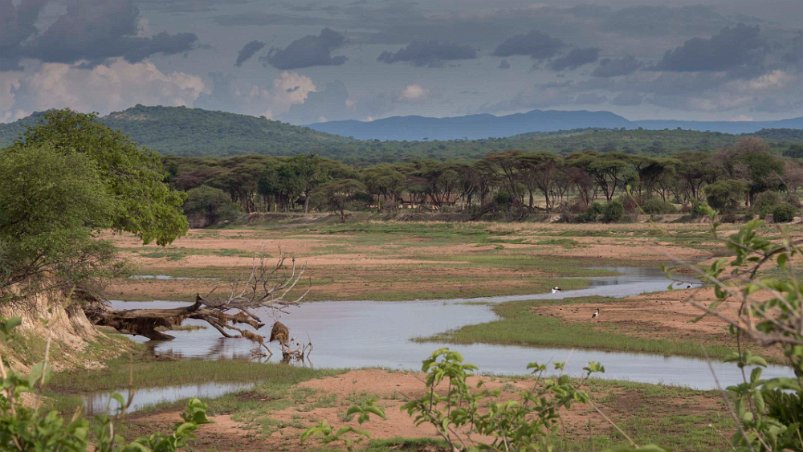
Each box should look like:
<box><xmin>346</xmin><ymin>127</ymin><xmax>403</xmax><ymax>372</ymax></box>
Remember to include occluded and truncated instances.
<box><xmin>108</xmin><ymin>267</ymin><xmax>792</xmax><ymax>393</ymax></box>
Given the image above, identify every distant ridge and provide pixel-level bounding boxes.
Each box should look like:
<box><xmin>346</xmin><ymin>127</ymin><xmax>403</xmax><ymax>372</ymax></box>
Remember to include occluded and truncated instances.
<box><xmin>1</xmin><ymin>105</ymin><xmax>802</xmax><ymax>163</ymax></box>
<box><xmin>309</xmin><ymin>109</ymin><xmax>803</xmax><ymax>140</ymax></box>
<box><xmin>0</xmin><ymin>105</ymin><xmax>355</xmax><ymax>156</ymax></box>
<box><xmin>310</xmin><ymin>110</ymin><xmax>631</xmax><ymax>140</ymax></box>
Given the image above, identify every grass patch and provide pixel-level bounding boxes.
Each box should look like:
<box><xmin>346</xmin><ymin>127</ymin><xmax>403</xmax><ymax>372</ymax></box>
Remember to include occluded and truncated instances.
<box><xmin>48</xmin><ymin>355</ymin><xmax>334</xmax><ymax>393</ymax></box>
<box><xmin>420</xmin><ymin>297</ymin><xmax>737</xmax><ymax>361</ymax></box>
<box><xmin>367</xmin><ymin>437</ymin><xmax>450</xmax><ymax>451</ymax></box>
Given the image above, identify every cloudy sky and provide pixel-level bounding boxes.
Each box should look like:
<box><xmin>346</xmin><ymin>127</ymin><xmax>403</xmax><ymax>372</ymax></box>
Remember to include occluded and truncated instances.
<box><xmin>1</xmin><ymin>0</ymin><xmax>803</xmax><ymax>124</ymax></box>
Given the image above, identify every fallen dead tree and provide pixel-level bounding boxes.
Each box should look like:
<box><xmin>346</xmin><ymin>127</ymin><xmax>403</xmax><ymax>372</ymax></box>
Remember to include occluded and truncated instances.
<box><xmin>85</xmin><ymin>254</ymin><xmax>310</xmax><ymax>359</ymax></box>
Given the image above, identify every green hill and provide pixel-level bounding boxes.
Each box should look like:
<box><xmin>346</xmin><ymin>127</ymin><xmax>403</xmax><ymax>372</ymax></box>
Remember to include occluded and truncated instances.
<box><xmin>101</xmin><ymin>105</ymin><xmax>356</xmax><ymax>156</ymax></box>
<box><xmin>1</xmin><ymin>106</ymin><xmax>802</xmax><ymax>164</ymax></box>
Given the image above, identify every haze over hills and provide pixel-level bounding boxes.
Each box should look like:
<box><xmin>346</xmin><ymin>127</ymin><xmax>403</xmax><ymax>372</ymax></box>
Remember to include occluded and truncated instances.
<box><xmin>309</xmin><ymin>109</ymin><xmax>803</xmax><ymax>141</ymax></box>
<box><xmin>0</xmin><ymin>105</ymin><xmax>802</xmax><ymax>163</ymax></box>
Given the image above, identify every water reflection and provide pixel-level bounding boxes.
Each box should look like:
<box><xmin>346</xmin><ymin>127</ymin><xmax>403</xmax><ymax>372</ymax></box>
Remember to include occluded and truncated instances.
<box><xmin>109</xmin><ymin>268</ymin><xmax>790</xmax><ymax>390</ymax></box>
<box><xmin>84</xmin><ymin>382</ymin><xmax>255</xmax><ymax>416</ymax></box>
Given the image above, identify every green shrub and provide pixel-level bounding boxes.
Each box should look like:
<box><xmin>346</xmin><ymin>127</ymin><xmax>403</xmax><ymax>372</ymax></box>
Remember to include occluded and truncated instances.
<box><xmin>184</xmin><ymin>185</ymin><xmax>241</xmax><ymax>227</ymax></box>
<box><xmin>575</xmin><ymin>202</ymin><xmax>604</xmax><ymax>223</ymax></box>
<box><xmin>705</xmin><ymin>179</ymin><xmax>748</xmax><ymax>213</ymax></box>
<box><xmin>641</xmin><ymin>198</ymin><xmax>678</xmax><ymax>214</ymax></box>
<box><xmin>602</xmin><ymin>200</ymin><xmax>625</xmax><ymax>223</ymax></box>
<box><xmin>772</xmin><ymin>203</ymin><xmax>797</xmax><ymax>223</ymax></box>
<box><xmin>752</xmin><ymin>191</ymin><xmax>783</xmax><ymax>217</ymax></box>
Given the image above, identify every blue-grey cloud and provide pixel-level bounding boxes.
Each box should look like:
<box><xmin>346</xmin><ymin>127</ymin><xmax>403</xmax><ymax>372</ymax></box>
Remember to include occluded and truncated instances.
<box><xmin>574</xmin><ymin>92</ymin><xmax>607</xmax><ymax>105</ymax></box>
<box><xmin>2</xmin><ymin>0</ymin><xmax>197</xmax><ymax>66</ymax></box>
<box><xmin>601</xmin><ymin>5</ymin><xmax>731</xmax><ymax>37</ymax></box>
<box><xmin>377</xmin><ymin>40</ymin><xmax>476</xmax><ymax>67</ymax></box>
<box><xmin>498</xmin><ymin>59</ymin><xmax>511</xmax><ymax>70</ymax></box>
<box><xmin>493</xmin><ymin>30</ymin><xmax>564</xmax><ymax>60</ymax></box>
<box><xmin>0</xmin><ymin>0</ymin><xmax>50</xmax><ymax>69</ymax></box>
<box><xmin>611</xmin><ymin>92</ymin><xmax>643</xmax><ymax>106</ymax></box>
<box><xmin>656</xmin><ymin>24</ymin><xmax>765</xmax><ymax>72</ymax></box>
<box><xmin>235</xmin><ymin>40</ymin><xmax>265</xmax><ymax>67</ymax></box>
<box><xmin>262</xmin><ymin>28</ymin><xmax>347</xmax><ymax>70</ymax></box>
<box><xmin>592</xmin><ymin>56</ymin><xmax>642</xmax><ymax>77</ymax></box>
<box><xmin>549</xmin><ymin>47</ymin><xmax>600</xmax><ymax>71</ymax></box>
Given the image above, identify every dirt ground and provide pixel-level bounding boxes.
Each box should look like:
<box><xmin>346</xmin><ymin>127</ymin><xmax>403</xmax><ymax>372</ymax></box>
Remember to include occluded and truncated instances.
<box><xmin>125</xmin><ymin>368</ymin><xmax>727</xmax><ymax>451</ymax></box>
<box><xmin>105</xmin><ymin>223</ymin><xmax>719</xmax><ymax>301</ymax></box>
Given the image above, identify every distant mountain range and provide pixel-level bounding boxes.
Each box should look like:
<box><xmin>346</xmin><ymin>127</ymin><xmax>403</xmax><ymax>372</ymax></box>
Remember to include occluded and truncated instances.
<box><xmin>1</xmin><ymin>105</ymin><xmax>801</xmax><ymax>163</ymax></box>
<box><xmin>309</xmin><ymin>109</ymin><xmax>803</xmax><ymax>140</ymax></box>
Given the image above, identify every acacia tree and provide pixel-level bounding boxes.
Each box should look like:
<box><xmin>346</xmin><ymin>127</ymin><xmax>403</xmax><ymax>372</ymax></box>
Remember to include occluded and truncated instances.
<box><xmin>312</xmin><ymin>179</ymin><xmax>367</xmax><ymax>222</ymax></box>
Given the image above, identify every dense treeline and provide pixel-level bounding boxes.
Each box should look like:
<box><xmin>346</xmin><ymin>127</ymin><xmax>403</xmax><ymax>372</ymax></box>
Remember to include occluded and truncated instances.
<box><xmin>167</xmin><ymin>137</ymin><xmax>803</xmax><ymax>225</ymax></box>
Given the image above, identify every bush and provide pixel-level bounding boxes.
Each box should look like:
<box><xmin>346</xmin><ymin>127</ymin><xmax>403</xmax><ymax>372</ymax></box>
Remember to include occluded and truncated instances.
<box><xmin>183</xmin><ymin>185</ymin><xmax>241</xmax><ymax>227</ymax></box>
<box><xmin>575</xmin><ymin>202</ymin><xmax>604</xmax><ymax>223</ymax></box>
<box><xmin>602</xmin><ymin>199</ymin><xmax>625</xmax><ymax>223</ymax></box>
<box><xmin>705</xmin><ymin>179</ymin><xmax>748</xmax><ymax>213</ymax></box>
<box><xmin>641</xmin><ymin>198</ymin><xmax>678</xmax><ymax>214</ymax></box>
<box><xmin>772</xmin><ymin>203</ymin><xmax>797</xmax><ymax>222</ymax></box>
<box><xmin>752</xmin><ymin>191</ymin><xmax>783</xmax><ymax>217</ymax></box>
<box><xmin>690</xmin><ymin>199</ymin><xmax>715</xmax><ymax>218</ymax></box>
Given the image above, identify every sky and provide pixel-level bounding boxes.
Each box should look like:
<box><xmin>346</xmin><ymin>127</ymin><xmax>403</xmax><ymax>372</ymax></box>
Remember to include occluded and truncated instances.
<box><xmin>1</xmin><ymin>0</ymin><xmax>803</xmax><ymax>124</ymax></box>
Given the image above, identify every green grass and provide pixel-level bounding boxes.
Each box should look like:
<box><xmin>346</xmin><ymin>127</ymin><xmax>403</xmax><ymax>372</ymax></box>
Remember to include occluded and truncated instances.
<box><xmin>421</xmin><ymin>296</ymin><xmax>738</xmax><ymax>361</ymax></box>
<box><xmin>48</xmin><ymin>355</ymin><xmax>336</xmax><ymax>393</ymax></box>
<box><xmin>554</xmin><ymin>378</ymin><xmax>733</xmax><ymax>451</ymax></box>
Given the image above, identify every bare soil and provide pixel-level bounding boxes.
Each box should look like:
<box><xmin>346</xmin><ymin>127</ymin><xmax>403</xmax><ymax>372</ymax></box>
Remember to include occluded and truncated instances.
<box><xmin>125</xmin><ymin>368</ymin><xmax>727</xmax><ymax>451</ymax></box>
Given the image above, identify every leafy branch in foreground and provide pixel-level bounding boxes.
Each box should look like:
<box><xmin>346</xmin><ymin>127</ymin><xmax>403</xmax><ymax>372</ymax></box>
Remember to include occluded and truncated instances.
<box><xmin>301</xmin><ymin>398</ymin><xmax>386</xmax><ymax>451</ymax></box>
<box><xmin>404</xmin><ymin>348</ymin><xmax>605</xmax><ymax>451</ymax></box>
<box><xmin>0</xmin><ymin>317</ymin><xmax>209</xmax><ymax>451</ymax></box>
<box><xmin>689</xmin><ymin>219</ymin><xmax>803</xmax><ymax>451</ymax></box>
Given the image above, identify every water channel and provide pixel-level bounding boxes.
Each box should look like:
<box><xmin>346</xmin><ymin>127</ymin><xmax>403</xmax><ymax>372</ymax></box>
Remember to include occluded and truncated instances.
<box><xmin>104</xmin><ymin>267</ymin><xmax>791</xmax><ymax>404</ymax></box>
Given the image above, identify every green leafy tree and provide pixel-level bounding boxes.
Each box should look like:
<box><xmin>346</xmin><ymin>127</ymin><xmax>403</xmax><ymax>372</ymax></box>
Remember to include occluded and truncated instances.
<box><xmin>19</xmin><ymin>110</ymin><xmax>188</xmax><ymax>245</ymax></box>
<box><xmin>0</xmin><ymin>145</ymin><xmax>117</xmax><ymax>296</ymax></box>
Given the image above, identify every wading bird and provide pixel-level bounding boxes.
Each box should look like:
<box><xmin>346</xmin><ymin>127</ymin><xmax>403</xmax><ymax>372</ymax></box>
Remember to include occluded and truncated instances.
<box><xmin>551</xmin><ymin>286</ymin><xmax>561</xmax><ymax>294</ymax></box>
<box><xmin>592</xmin><ymin>308</ymin><xmax>599</xmax><ymax>320</ymax></box>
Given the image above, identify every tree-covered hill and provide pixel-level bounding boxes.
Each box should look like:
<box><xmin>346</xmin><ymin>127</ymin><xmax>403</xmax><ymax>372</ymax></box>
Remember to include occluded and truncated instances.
<box><xmin>1</xmin><ymin>106</ymin><xmax>802</xmax><ymax>164</ymax></box>
<box><xmin>102</xmin><ymin>105</ymin><xmax>357</xmax><ymax>156</ymax></box>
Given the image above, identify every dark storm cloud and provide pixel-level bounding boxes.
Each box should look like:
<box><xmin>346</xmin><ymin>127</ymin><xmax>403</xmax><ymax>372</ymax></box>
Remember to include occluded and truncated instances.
<box><xmin>656</xmin><ymin>23</ymin><xmax>765</xmax><ymax>72</ymax></box>
<box><xmin>377</xmin><ymin>41</ymin><xmax>476</xmax><ymax>67</ymax></box>
<box><xmin>591</xmin><ymin>56</ymin><xmax>642</xmax><ymax>77</ymax></box>
<box><xmin>235</xmin><ymin>40</ymin><xmax>265</xmax><ymax>67</ymax></box>
<box><xmin>780</xmin><ymin>33</ymin><xmax>803</xmax><ymax>68</ymax></box>
<box><xmin>0</xmin><ymin>0</ymin><xmax>50</xmax><ymax>68</ymax></box>
<box><xmin>549</xmin><ymin>47</ymin><xmax>600</xmax><ymax>71</ymax></box>
<box><xmin>262</xmin><ymin>28</ymin><xmax>347</xmax><ymax>70</ymax></box>
<box><xmin>493</xmin><ymin>30</ymin><xmax>564</xmax><ymax>60</ymax></box>
<box><xmin>0</xmin><ymin>0</ymin><xmax>197</xmax><ymax>66</ymax></box>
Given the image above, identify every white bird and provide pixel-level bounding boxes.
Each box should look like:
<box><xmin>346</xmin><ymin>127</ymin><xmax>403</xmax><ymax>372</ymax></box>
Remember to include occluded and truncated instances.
<box><xmin>592</xmin><ymin>308</ymin><xmax>599</xmax><ymax>319</ymax></box>
<box><xmin>551</xmin><ymin>286</ymin><xmax>561</xmax><ymax>294</ymax></box>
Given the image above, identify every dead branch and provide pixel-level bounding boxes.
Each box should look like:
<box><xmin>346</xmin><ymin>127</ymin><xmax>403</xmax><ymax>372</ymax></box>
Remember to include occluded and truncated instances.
<box><xmin>86</xmin><ymin>254</ymin><xmax>310</xmax><ymax>357</ymax></box>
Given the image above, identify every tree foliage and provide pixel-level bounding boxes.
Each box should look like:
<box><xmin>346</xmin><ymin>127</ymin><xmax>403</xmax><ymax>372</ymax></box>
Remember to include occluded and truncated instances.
<box><xmin>0</xmin><ymin>145</ymin><xmax>117</xmax><ymax>296</ymax></box>
<box><xmin>18</xmin><ymin>109</ymin><xmax>188</xmax><ymax>245</ymax></box>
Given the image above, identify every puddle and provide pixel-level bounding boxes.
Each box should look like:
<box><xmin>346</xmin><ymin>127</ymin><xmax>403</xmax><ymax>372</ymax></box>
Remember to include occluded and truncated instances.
<box><xmin>110</xmin><ymin>268</ymin><xmax>791</xmax><ymax>390</ymax></box>
<box><xmin>84</xmin><ymin>381</ymin><xmax>255</xmax><ymax>416</ymax></box>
